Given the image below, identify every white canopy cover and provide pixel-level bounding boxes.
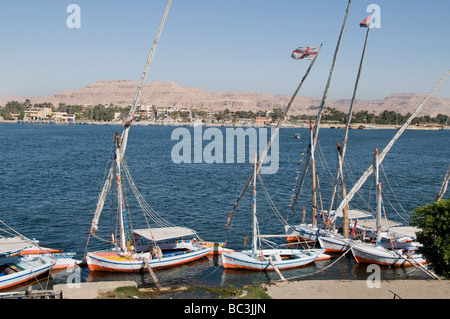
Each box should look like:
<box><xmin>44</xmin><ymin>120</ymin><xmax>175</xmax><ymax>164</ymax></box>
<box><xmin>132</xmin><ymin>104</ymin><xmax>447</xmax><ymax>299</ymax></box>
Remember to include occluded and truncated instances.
<box><xmin>132</xmin><ymin>226</ymin><xmax>197</xmax><ymax>242</ymax></box>
<box><xmin>0</xmin><ymin>236</ymin><xmax>33</xmax><ymax>256</ymax></box>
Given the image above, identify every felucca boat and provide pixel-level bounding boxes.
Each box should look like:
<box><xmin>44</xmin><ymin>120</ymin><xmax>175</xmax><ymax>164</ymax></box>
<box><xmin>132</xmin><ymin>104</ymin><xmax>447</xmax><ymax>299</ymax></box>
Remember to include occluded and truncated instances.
<box><xmin>85</xmin><ymin>0</ymin><xmax>219</xmax><ymax>272</ymax></box>
<box><xmin>221</xmin><ymin>156</ymin><xmax>318</xmax><ymax>271</ymax></box>
<box><xmin>350</xmin><ymin>149</ymin><xmax>426</xmax><ymax>266</ymax></box>
<box><xmin>321</xmin><ymin>70</ymin><xmax>449</xmax><ymax>262</ymax></box>
<box><xmin>0</xmin><ymin>235</ymin><xmax>55</xmax><ymax>290</ymax></box>
<box><xmin>222</xmin><ymin>42</ymin><xmax>327</xmax><ymax>271</ymax></box>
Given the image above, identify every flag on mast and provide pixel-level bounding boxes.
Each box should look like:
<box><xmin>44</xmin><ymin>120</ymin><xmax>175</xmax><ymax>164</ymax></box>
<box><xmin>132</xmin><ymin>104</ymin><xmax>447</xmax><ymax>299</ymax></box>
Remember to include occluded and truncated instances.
<box><xmin>291</xmin><ymin>46</ymin><xmax>320</xmax><ymax>60</ymax></box>
<box><xmin>360</xmin><ymin>14</ymin><xmax>372</xmax><ymax>27</ymax></box>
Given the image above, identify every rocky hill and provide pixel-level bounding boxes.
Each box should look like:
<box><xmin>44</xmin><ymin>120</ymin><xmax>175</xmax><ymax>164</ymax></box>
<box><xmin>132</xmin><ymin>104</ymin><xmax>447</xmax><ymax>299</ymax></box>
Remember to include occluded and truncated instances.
<box><xmin>6</xmin><ymin>80</ymin><xmax>450</xmax><ymax>116</ymax></box>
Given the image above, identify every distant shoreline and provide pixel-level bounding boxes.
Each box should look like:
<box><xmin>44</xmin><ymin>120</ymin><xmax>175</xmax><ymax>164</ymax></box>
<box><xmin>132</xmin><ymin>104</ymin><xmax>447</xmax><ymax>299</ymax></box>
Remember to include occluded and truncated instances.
<box><xmin>1</xmin><ymin>119</ymin><xmax>449</xmax><ymax>131</ymax></box>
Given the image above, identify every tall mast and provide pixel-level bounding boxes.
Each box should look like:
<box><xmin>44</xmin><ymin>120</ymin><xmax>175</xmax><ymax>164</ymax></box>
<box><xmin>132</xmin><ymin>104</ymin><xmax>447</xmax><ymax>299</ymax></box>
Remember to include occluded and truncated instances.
<box><xmin>331</xmin><ymin>70</ymin><xmax>450</xmax><ymax>220</ymax></box>
<box><xmin>114</xmin><ymin>133</ymin><xmax>127</xmax><ymax>253</ymax></box>
<box><xmin>374</xmin><ymin>148</ymin><xmax>382</xmax><ymax>245</ymax></box>
<box><xmin>310</xmin><ymin>124</ymin><xmax>317</xmax><ymax>227</ymax></box>
<box><xmin>327</xmin><ymin>20</ymin><xmax>372</xmax><ymax>227</ymax></box>
<box><xmin>89</xmin><ymin>0</ymin><xmax>172</xmax><ymax>234</ymax></box>
<box><xmin>336</xmin><ymin>143</ymin><xmax>349</xmax><ymax>237</ymax></box>
<box><xmin>291</xmin><ymin>0</ymin><xmax>352</xmax><ymax>213</ymax></box>
<box><xmin>225</xmin><ymin>47</ymin><xmax>321</xmax><ymax>228</ymax></box>
<box><xmin>252</xmin><ymin>154</ymin><xmax>258</xmax><ymax>257</ymax></box>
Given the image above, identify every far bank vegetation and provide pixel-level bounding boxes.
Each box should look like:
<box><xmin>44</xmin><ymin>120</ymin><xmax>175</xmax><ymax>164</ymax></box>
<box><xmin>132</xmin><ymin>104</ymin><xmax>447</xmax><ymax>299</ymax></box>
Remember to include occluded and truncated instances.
<box><xmin>0</xmin><ymin>100</ymin><xmax>448</xmax><ymax>126</ymax></box>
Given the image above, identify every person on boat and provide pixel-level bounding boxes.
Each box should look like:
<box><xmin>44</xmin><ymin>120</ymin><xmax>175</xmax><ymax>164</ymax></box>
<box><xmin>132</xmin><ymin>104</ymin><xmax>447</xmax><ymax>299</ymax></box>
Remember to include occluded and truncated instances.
<box><xmin>152</xmin><ymin>246</ymin><xmax>162</xmax><ymax>259</ymax></box>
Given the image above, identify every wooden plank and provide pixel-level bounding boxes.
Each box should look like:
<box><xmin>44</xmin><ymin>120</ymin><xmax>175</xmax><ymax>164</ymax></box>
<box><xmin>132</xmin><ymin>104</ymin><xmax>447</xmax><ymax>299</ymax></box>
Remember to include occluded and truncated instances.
<box><xmin>143</xmin><ymin>257</ymin><xmax>162</xmax><ymax>291</ymax></box>
<box><xmin>267</xmin><ymin>258</ymin><xmax>287</xmax><ymax>282</ymax></box>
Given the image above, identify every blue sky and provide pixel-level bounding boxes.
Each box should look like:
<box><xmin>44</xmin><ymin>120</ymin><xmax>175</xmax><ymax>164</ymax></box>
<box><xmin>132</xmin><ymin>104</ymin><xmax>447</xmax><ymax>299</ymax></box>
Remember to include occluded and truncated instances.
<box><xmin>0</xmin><ymin>0</ymin><xmax>449</xmax><ymax>100</ymax></box>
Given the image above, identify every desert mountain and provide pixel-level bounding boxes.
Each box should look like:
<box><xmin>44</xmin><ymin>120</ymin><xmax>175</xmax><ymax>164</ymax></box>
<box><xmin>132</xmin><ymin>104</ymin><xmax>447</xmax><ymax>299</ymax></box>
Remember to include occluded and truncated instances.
<box><xmin>11</xmin><ymin>80</ymin><xmax>450</xmax><ymax>116</ymax></box>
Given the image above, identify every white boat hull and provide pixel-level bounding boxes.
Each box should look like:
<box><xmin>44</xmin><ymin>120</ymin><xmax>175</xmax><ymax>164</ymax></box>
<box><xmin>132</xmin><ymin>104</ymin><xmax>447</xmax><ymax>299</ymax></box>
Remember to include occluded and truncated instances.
<box><xmin>86</xmin><ymin>245</ymin><xmax>212</xmax><ymax>272</ymax></box>
<box><xmin>351</xmin><ymin>244</ymin><xmax>426</xmax><ymax>267</ymax></box>
<box><xmin>285</xmin><ymin>224</ymin><xmax>326</xmax><ymax>242</ymax></box>
<box><xmin>318</xmin><ymin>235</ymin><xmax>354</xmax><ymax>253</ymax></box>
<box><xmin>0</xmin><ymin>255</ymin><xmax>56</xmax><ymax>290</ymax></box>
<box><xmin>319</xmin><ymin>235</ymin><xmax>420</xmax><ymax>254</ymax></box>
<box><xmin>221</xmin><ymin>249</ymin><xmax>317</xmax><ymax>271</ymax></box>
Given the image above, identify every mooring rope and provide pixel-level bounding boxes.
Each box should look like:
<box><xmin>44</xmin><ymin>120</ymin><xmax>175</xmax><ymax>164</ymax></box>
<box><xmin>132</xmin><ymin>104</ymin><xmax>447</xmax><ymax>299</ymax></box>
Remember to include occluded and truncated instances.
<box><xmin>280</xmin><ymin>246</ymin><xmax>352</xmax><ymax>282</ymax></box>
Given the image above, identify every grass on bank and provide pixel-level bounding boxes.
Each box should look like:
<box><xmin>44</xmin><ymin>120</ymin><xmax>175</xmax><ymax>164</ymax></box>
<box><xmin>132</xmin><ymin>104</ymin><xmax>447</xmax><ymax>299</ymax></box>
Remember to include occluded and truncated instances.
<box><xmin>98</xmin><ymin>284</ymin><xmax>272</xmax><ymax>299</ymax></box>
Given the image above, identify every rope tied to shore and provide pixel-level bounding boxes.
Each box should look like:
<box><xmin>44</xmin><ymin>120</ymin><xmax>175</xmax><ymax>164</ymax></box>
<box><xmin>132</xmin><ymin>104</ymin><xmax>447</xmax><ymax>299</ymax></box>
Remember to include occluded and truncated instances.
<box><xmin>280</xmin><ymin>247</ymin><xmax>353</xmax><ymax>282</ymax></box>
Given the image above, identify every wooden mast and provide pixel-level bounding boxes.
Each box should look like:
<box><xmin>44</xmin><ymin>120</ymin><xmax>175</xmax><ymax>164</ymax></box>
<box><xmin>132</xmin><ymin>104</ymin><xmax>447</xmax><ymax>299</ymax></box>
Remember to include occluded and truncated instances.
<box><xmin>89</xmin><ymin>0</ymin><xmax>172</xmax><ymax>236</ymax></box>
<box><xmin>310</xmin><ymin>123</ymin><xmax>317</xmax><ymax>227</ymax></box>
<box><xmin>328</xmin><ymin>19</ymin><xmax>372</xmax><ymax>237</ymax></box>
<box><xmin>291</xmin><ymin>0</ymin><xmax>352</xmax><ymax>213</ymax></box>
<box><xmin>251</xmin><ymin>154</ymin><xmax>258</xmax><ymax>258</ymax></box>
<box><xmin>114</xmin><ymin>132</ymin><xmax>127</xmax><ymax>253</ymax></box>
<box><xmin>374</xmin><ymin>148</ymin><xmax>382</xmax><ymax>246</ymax></box>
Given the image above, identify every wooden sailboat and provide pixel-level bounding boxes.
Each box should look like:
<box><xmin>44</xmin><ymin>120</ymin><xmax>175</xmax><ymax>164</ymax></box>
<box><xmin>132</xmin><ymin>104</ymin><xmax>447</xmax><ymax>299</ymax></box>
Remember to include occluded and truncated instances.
<box><xmin>85</xmin><ymin>133</ymin><xmax>212</xmax><ymax>271</ymax></box>
<box><xmin>323</xmin><ymin>70</ymin><xmax>449</xmax><ymax>263</ymax></box>
<box><xmin>85</xmin><ymin>0</ymin><xmax>215</xmax><ymax>272</ymax></box>
<box><xmin>351</xmin><ymin>149</ymin><xmax>426</xmax><ymax>267</ymax></box>
<box><xmin>0</xmin><ymin>232</ymin><xmax>55</xmax><ymax>290</ymax></box>
<box><xmin>221</xmin><ymin>155</ymin><xmax>318</xmax><ymax>271</ymax></box>
<box><xmin>222</xmin><ymin>38</ymin><xmax>326</xmax><ymax>271</ymax></box>
<box><xmin>320</xmin><ymin>71</ymin><xmax>449</xmax><ymax>255</ymax></box>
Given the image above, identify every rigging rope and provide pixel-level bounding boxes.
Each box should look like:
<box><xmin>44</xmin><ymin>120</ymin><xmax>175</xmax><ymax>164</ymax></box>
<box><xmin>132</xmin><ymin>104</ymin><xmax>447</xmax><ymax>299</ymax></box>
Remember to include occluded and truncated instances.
<box><xmin>380</xmin><ymin>163</ymin><xmax>409</xmax><ymax>216</ymax></box>
<box><xmin>0</xmin><ymin>219</ymin><xmax>30</xmax><ymax>240</ymax></box>
<box><xmin>121</xmin><ymin>158</ymin><xmax>175</xmax><ymax>228</ymax></box>
<box><xmin>280</xmin><ymin>246</ymin><xmax>352</xmax><ymax>282</ymax></box>
<box><xmin>258</xmin><ymin>174</ymin><xmax>287</xmax><ymax>226</ymax></box>
<box><xmin>342</xmin><ymin>158</ymin><xmax>376</xmax><ymax>215</ymax></box>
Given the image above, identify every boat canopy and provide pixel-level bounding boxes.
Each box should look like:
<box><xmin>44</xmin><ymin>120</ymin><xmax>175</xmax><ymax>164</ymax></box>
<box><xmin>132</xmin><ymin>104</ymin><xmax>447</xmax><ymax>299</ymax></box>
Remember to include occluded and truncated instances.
<box><xmin>132</xmin><ymin>226</ymin><xmax>197</xmax><ymax>242</ymax></box>
<box><xmin>0</xmin><ymin>237</ymin><xmax>33</xmax><ymax>256</ymax></box>
<box><xmin>389</xmin><ymin>226</ymin><xmax>420</xmax><ymax>238</ymax></box>
<box><xmin>353</xmin><ymin>218</ymin><xmax>401</xmax><ymax>230</ymax></box>
<box><xmin>330</xmin><ymin>209</ymin><xmax>372</xmax><ymax>220</ymax></box>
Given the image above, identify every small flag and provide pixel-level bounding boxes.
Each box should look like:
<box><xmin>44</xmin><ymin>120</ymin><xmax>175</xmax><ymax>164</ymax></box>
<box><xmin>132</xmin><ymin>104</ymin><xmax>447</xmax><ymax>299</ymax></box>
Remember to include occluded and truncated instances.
<box><xmin>351</xmin><ymin>219</ymin><xmax>358</xmax><ymax>237</ymax></box>
<box><xmin>360</xmin><ymin>14</ymin><xmax>372</xmax><ymax>27</ymax></box>
<box><xmin>291</xmin><ymin>46</ymin><xmax>320</xmax><ymax>60</ymax></box>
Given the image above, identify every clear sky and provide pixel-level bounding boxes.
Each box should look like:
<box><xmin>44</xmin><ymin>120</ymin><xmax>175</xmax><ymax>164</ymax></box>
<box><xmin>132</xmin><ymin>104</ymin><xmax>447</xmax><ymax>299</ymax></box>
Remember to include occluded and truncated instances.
<box><xmin>0</xmin><ymin>0</ymin><xmax>449</xmax><ymax>100</ymax></box>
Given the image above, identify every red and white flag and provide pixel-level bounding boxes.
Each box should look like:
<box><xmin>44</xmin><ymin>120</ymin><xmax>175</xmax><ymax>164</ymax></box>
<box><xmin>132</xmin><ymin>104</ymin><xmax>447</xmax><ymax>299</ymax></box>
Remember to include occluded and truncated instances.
<box><xmin>291</xmin><ymin>46</ymin><xmax>320</xmax><ymax>60</ymax></box>
<box><xmin>360</xmin><ymin>14</ymin><xmax>372</xmax><ymax>27</ymax></box>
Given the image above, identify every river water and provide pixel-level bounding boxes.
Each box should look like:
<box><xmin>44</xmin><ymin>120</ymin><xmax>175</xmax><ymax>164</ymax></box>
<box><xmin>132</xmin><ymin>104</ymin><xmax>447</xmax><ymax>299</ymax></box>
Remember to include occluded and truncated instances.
<box><xmin>0</xmin><ymin>123</ymin><xmax>448</xmax><ymax>293</ymax></box>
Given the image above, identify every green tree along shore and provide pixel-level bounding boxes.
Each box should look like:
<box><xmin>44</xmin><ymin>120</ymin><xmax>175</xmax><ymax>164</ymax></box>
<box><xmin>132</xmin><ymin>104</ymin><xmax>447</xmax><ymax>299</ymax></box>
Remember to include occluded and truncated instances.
<box><xmin>0</xmin><ymin>100</ymin><xmax>448</xmax><ymax>125</ymax></box>
<box><xmin>0</xmin><ymin>100</ymin><xmax>130</xmax><ymax>122</ymax></box>
<box><xmin>411</xmin><ymin>199</ymin><xmax>450</xmax><ymax>279</ymax></box>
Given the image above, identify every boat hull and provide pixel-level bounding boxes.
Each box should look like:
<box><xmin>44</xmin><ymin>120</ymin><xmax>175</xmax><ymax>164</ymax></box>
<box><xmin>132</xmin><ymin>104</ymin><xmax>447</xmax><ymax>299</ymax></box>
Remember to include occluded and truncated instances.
<box><xmin>0</xmin><ymin>255</ymin><xmax>56</xmax><ymax>290</ymax></box>
<box><xmin>285</xmin><ymin>224</ymin><xmax>327</xmax><ymax>242</ymax></box>
<box><xmin>198</xmin><ymin>241</ymin><xmax>235</xmax><ymax>255</ymax></box>
<box><xmin>221</xmin><ymin>249</ymin><xmax>317</xmax><ymax>271</ymax></box>
<box><xmin>318</xmin><ymin>236</ymin><xmax>352</xmax><ymax>253</ymax></box>
<box><xmin>86</xmin><ymin>246</ymin><xmax>212</xmax><ymax>272</ymax></box>
<box><xmin>351</xmin><ymin>244</ymin><xmax>426</xmax><ymax>267</ymax></box>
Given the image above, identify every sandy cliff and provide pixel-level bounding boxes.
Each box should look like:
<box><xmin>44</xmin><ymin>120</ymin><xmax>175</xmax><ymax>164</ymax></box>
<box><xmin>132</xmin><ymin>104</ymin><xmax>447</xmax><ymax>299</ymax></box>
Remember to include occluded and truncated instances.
<box><xmin>6</xmin><ymin>80</ymin><xmax>450</xmax><ymax>116</ymax></box>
